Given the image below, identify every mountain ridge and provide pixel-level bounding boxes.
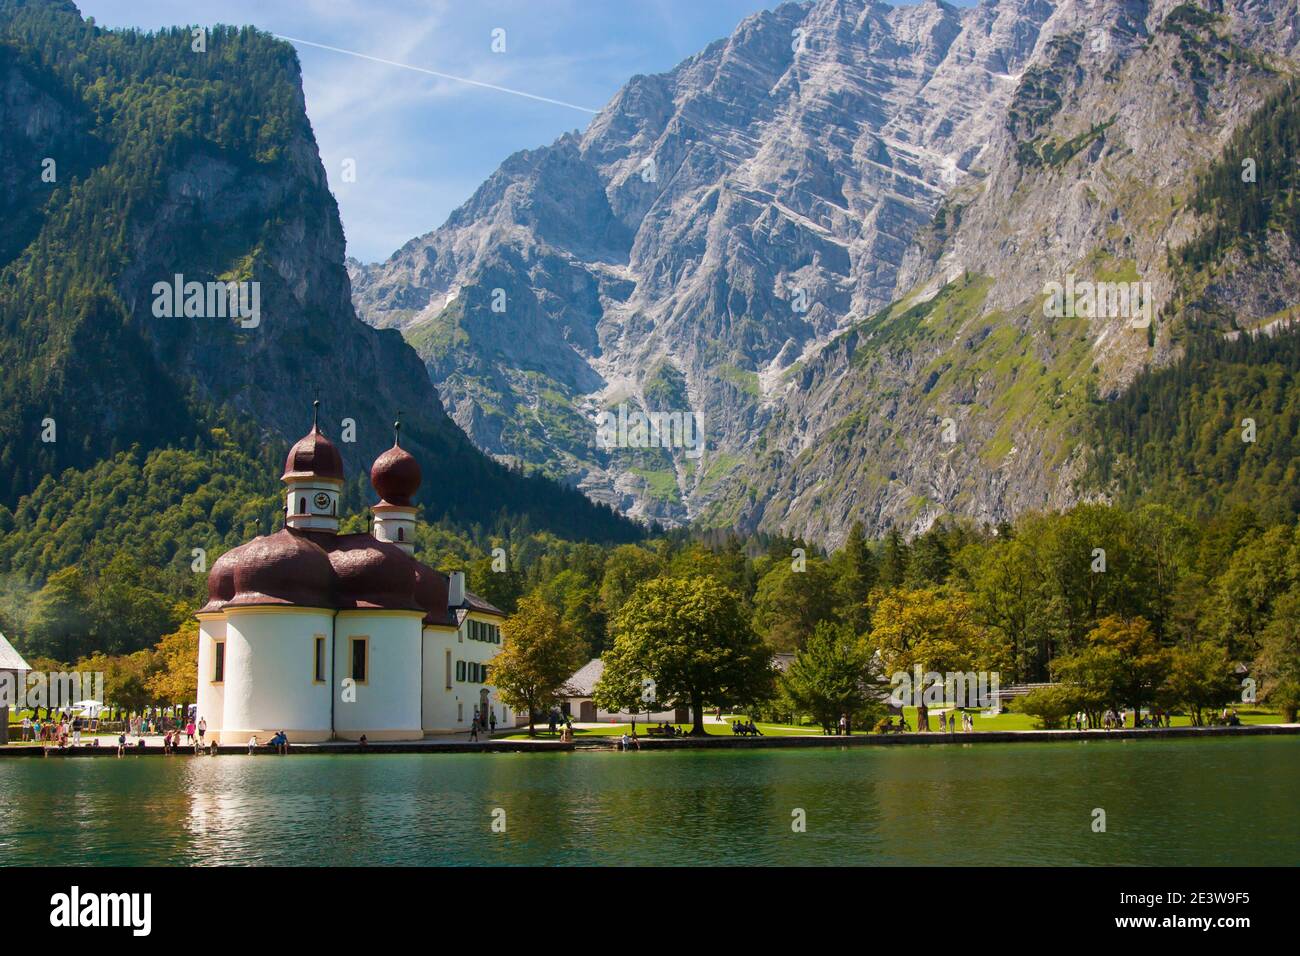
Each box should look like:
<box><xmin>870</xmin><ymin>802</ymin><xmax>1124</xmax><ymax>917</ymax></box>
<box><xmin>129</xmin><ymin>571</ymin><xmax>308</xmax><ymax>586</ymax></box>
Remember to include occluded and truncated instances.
<box><xmin>352</xmin><ymin>0</ymin><xmax>1300</xmax><ymax>544</ymax></box>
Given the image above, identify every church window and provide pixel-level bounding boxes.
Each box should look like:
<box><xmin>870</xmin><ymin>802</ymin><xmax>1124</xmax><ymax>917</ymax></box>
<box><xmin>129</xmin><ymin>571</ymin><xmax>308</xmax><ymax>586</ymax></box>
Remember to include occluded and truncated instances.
<box><xmin>313</xmin><ymin>635</ymin><xmax>326</xmax><ymax>683</ymax></box>
<box><xmin>398</xmin><ymin>527</ymin><xmax>404</xmax><ymax>541</ymax></box>
<box><xmin>350</xmin><ymin>637</ymin><xmax>369</xmax><ymax>684</ymax></box>
<box><xmin>299</xmin><ymin>497</ymin><xmax>306</xmax><ymax>514</ymax></box>
<box><xmin>213</xmin><ymin>641</ymin><xmax>225</xmax><ymax>683</ymax></box>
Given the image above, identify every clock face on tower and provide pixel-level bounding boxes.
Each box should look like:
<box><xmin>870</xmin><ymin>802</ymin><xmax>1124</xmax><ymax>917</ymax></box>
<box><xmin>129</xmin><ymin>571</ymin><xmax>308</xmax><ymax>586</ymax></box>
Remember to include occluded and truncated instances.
<box><xmin>313</xmin><ymin>491</ymin><xmax>331</xmax><ymax>511</ymax></box>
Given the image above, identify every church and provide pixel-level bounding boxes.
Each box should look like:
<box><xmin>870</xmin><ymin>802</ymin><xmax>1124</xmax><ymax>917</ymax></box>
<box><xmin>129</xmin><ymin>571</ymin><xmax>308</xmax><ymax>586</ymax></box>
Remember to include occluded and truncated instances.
<box><xmin>195</xmin><ymin>404</ymin><xmax>511</xmax><ymax>743</ymax></box>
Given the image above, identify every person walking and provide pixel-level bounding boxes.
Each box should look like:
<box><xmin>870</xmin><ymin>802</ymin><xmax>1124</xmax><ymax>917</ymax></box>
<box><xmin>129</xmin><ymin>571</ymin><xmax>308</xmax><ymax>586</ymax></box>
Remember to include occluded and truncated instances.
<box><xmin>489</xmin><ymin>711</ymin><xmax>496</xmax><ymax>736</ymax></box>
<box><xmin>468</xmin><ymin>720</ymin><xmax>479</xmax><ymax>742</ymax></box>
<box><xmin>839</xmin><ymin>714</ymin><xmax>848</xmax><ymax>736</ymax></box>
<box><xmin>21</xmin><ymin>715</ymin><xmax>31</xmax><ymax>742</ymax></box>
<box><xmin>197</xmin><ymin>717</ymin><xmax>206</xmax><ymax>747</ymax></box>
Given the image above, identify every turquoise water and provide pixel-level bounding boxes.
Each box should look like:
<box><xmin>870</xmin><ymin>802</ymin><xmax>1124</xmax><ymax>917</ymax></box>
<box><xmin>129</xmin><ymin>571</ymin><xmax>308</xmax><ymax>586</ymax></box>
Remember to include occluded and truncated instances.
<box><xmin>1</xmin><ymin>737</ymin><xmax>1297</xmax><ymax>865</ymax></box>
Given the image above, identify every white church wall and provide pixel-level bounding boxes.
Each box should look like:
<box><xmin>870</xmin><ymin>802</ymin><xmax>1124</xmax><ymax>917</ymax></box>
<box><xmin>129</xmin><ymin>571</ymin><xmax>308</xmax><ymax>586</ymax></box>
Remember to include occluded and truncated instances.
<box><xmin>220</xmin><ymin>607</ymin><xmax>335</xmax><ymax>744</ymax></box>
<box><xmin>195</xmin><ymin>615</ymin><xmax>226</xmax><ymax>736</ymax></box>
<box><xmin>333</xmin><ymin>610</ymin><xmax>423</xmax><ymax>740</ymax></box>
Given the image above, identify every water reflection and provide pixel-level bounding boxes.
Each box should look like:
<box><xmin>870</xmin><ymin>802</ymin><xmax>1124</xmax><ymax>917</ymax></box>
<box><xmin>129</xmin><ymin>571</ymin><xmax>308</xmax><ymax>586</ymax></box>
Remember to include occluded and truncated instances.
<box><xmin>0</xmin><ymin>738</ymin><xmax>1296</xmax><ymax>866</ymax></box>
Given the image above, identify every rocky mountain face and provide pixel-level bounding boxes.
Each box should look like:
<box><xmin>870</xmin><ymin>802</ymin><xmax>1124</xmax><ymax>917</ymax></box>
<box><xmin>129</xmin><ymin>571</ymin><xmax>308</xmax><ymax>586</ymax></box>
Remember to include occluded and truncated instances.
<box><xmin>352</xmin><ymin>0</ymin><xmax>1300</xmax><ymax>543</ymax></box>
<box><xmin>0</xmin><ymin>0</ymin><xmax>636</xmax><ymax>542</ymax></box>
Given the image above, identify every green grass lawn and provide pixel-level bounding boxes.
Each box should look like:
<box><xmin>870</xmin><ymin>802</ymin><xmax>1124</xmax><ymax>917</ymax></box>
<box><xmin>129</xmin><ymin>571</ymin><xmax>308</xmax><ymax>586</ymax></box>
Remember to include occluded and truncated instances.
<box><xmin>501</xmin><ymin>718</ymin><xmax>825</xmax><ymax>740</ymax></box>
<box><xmin>896</xmin><ymin>705</ymin><xmax>1284</xmax><ymax>731</ymax></box>
<box><xmin>498</xmin><ymin>706</ymin><xmax>1287</xmax><ymax>740</ymax></box>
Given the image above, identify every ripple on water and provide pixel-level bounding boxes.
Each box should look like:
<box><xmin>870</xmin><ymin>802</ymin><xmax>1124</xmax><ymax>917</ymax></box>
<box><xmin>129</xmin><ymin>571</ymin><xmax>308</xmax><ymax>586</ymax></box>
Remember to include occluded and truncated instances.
<box><xmin>0</xmin><ymin>738</ymin><xmax>1296</xmax><ymax>865</ymax></box>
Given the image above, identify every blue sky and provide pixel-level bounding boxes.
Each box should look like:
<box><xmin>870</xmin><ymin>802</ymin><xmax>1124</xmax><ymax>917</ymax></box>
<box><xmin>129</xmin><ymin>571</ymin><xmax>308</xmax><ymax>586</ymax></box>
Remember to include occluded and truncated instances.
<box><xmin>77</xmin><ymin>1</ymin><xmax>973</xmax><ymax>263</ymax></box>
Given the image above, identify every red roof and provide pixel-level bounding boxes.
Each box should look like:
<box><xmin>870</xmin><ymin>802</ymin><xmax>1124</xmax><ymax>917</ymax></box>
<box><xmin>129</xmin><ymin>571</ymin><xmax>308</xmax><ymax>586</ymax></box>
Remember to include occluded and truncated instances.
<box><xmin>370</xmin><ymin>443</ymin><xmax>421</xmax><ymax>506</ymax></box>
<box><xmin>281</xmin><ymin>426</ymin><xmax>345</xmax><ymax>482</ymax></box>
<box><xmin>223</xmin><ymin>530</ymin><xmax>336</xmax><ymax>610</ymax></box>
<box><xmin>203</xmin><ymin>528</ymin><xmax>456</xmax><ymax>620</ymax></box>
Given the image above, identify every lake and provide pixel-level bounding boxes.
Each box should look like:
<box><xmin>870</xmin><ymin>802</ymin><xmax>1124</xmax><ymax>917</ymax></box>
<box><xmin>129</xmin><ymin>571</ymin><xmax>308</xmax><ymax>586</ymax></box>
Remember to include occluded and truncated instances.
<box><xmin>2</xmin><ymin>736</ymin><xmax>1297</xmax><ymax>865</ymax></box>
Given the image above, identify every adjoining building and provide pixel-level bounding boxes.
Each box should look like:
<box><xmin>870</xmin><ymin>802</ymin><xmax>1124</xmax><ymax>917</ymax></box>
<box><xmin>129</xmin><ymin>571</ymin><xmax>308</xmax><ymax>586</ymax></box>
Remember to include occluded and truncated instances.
<box><xmin>0</xmin><ymin>631</ymin><xmax>30</xmax><ymax>745</ymax></box>
<box><xmin>195</xmin><ymin>405</ymin><xmax>510</xmax><ymax>743</ymax></box>
<box><xmin>560</xmin><ymin>658</ymin><xmax>689</xmax><ymax>724</ymax></box>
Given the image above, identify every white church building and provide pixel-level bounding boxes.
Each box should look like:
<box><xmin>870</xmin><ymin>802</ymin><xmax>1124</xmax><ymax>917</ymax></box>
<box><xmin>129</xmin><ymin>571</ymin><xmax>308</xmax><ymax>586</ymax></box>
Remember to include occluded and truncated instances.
<box><xmin>195</xmin><ymin>405</ymin><xmax>511</xmax><ymax>743</ymax></box>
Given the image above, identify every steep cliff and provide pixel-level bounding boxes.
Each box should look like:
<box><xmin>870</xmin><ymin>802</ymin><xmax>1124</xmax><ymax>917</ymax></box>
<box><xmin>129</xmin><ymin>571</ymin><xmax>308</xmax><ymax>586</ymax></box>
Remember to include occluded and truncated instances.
<box><xmin>0</xmin><ymin>0</ymin><xmax>637</xmax><ymax>542</ymax></box>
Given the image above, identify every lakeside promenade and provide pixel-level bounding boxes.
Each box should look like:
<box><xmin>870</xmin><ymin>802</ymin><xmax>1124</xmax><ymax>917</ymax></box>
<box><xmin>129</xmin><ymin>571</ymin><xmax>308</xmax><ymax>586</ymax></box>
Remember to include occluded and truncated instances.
<box><xmin>3</xmin><ymin>721</ymin><xmax>1297</xmax><ymax>756</ymax></box>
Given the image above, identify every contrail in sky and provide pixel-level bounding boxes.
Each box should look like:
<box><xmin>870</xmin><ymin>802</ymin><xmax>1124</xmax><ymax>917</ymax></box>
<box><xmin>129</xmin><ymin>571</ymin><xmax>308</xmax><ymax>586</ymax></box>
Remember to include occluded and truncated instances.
<box><xmin>273</xmin><ymin>34</ymin><xmax>600</xmax><ymax>114</ymax></box>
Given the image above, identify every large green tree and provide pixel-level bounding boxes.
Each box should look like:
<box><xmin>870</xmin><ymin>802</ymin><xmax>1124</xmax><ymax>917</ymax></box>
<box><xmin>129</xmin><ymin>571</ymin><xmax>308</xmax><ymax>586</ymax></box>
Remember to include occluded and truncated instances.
<box><xmin>1054</xmin><ymin>616</ymin><xmax>1169</xmax><ymax>724</ymax></box>
<box><xmin>752</xmin><ymin>557</ymin><xmax>838</xmax><ymax>652</ymax></box>
<box><xmin>779</xmin><ymin>621</ymin><xmax>881</xmax><ymax>734</ymax></box>
<box><xmin>596</xmin><ymin>576</ymin><xmax>773</xmax><ymax>734</ymax></box>
<box><xmin>1254</xmin><ymin>588</ymin><xmax>1300</xmax><ymax>722</ymax></box>
<box><xmin>1158</xmin><ymin>642</ymin><xmax>1238</xmax><ymax>726</ymax></box>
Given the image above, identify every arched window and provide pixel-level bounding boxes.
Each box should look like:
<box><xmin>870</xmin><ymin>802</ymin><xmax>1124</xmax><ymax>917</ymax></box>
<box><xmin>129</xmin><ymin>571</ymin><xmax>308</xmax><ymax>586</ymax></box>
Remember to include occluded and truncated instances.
<box><xmin>398</xmin><ymin>527</ymin><xmax>405</xmax><ymax>541</ymax></box>
<box><xmin>299</xmin><ymin>497</ymin><xmax>306</xmax><ymax>514</ymax></box>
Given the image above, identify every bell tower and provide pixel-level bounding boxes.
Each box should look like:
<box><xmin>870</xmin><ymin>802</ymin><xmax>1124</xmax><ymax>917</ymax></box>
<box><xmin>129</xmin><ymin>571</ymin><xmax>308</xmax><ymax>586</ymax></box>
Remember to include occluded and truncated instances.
<box><xmin>281</xmin><ymin>400</ymin><xmax>345</xmax><ymax>533</ymax></box>
<box><xmin>370</xmin><ymin>416</ymin><xmax>421</xmax><ymax>555</ymax></box>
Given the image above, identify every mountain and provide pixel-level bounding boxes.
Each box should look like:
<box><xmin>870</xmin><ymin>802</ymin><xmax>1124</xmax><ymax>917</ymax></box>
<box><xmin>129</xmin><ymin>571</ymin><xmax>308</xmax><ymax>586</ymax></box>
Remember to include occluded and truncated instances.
<box><xmin>0</xmin><ymin>0</ymin><xmax>638</xmax><ymax>547</ymax></box>
<box><xmin>351</xmin><ymin>0</ymin><xmax>1300</xmax><ymax>543</ymax></box>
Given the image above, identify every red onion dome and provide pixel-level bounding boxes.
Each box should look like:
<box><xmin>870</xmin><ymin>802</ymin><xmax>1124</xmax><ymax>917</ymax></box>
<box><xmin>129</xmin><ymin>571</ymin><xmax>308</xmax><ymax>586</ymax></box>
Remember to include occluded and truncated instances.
<box><xmin>370</xmin><ymin>443</ymin><xmax>421</xmax><ymax>506</ymax></box>
<box><xmin>282</xmin><ymin>426</ymin><xmax>345</xmax><ymax>483</ymax></box>
<box><xmin>198</xmin><ymin>545</ymin><xmax>241</xmax><ymax>614</ymax></box>
<box><xmin>225</xmin><ymin>530</ymin><xmax>335</xmax><ymax>609</ymax></box>
<box><xmin>329</xmin><ymin>535</ymin><xmax>423</xmax><ymax>611</ymax></box>
<box><xmin>413</xmin><ymin>561</ymin><xmax>452</xmax><ymax>627</ymax></box>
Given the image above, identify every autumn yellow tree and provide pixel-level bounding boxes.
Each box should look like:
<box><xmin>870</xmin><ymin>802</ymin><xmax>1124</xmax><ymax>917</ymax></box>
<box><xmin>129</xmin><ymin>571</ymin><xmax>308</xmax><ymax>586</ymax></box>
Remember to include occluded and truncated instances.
<box><xmin>491</xmin><ymin>594</ymin><xmax>586</xmax><ymax>736</ymax></box>
<box><xmin>865</xmin><ymin>587</ymin><xmax>1008</xmax><ymax>730</ymax></box>
<box><xmin>147</xmin><ymin>614</ymin><xmax>198</xmax><ymax>705</ymax></box>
